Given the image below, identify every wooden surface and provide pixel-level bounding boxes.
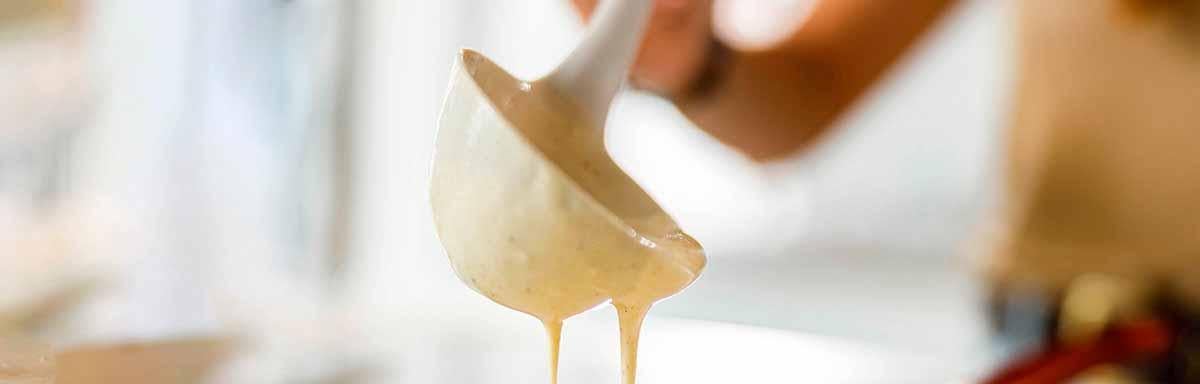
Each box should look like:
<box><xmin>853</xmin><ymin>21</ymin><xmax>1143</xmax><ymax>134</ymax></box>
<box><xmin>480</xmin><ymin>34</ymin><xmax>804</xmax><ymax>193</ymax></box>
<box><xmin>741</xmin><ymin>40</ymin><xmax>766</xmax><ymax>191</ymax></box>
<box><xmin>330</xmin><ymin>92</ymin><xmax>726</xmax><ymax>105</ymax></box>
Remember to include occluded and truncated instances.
<box><xmin>1</xmin><ymin>336</ymin><xmax>236</xmax><ymax>384</ymax></box>
<box><xmin>55</xmin><ymin>337</ymin><xmax>236</xmax><ymax>384</ymax></box>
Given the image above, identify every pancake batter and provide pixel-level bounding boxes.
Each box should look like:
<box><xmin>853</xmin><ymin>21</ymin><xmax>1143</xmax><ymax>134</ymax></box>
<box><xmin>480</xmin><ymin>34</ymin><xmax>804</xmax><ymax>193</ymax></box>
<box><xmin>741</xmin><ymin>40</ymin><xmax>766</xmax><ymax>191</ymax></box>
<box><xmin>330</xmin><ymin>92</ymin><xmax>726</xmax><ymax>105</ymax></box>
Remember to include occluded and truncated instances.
<box><xmin>431</xmin><ymin>50</ymin><xmax>705</xmax><ymax>384</ymax></box>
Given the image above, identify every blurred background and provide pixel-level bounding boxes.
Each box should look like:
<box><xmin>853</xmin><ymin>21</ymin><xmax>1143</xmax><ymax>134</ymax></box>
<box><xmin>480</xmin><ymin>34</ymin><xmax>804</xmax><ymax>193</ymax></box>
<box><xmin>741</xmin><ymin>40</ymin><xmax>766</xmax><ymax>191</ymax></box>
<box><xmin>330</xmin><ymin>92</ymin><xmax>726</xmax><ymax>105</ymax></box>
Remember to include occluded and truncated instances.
<box><xmin>1</xmin><ymin>0</ymin><xmax>1013</xmax><ymax>382</ymax></box>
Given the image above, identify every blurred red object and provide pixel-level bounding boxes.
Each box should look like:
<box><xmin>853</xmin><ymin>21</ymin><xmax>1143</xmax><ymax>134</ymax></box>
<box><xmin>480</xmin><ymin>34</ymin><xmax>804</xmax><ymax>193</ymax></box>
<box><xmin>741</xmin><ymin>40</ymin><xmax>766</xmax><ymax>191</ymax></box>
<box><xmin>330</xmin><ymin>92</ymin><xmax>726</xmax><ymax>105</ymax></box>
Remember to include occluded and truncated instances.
<box><xmin>984</xmin><ymin>318</ymin><xmax>1174</xmax><ymax>384</ymax></box>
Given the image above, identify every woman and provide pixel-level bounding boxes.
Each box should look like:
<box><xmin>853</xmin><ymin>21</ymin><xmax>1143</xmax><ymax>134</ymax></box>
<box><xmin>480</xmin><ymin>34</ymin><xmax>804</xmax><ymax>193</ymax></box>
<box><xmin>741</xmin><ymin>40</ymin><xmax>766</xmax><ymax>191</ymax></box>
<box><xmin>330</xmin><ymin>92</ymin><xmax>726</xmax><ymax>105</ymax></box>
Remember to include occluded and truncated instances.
<box><xmin>570</xmin><ymin>0</ymin><xmax>1200</xmax><ymax>381</ymax></box>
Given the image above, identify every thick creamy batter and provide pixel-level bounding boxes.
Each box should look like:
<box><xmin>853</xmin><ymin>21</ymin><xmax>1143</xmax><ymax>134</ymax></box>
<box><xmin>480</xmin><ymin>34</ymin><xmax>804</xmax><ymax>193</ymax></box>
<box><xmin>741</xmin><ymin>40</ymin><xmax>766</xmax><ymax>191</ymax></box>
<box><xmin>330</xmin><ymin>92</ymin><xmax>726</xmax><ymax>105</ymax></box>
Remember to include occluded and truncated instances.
<box><xmin>431</xmin><ymin>50</ymin><xmax>705</xmax><ymax>384</ymax></box>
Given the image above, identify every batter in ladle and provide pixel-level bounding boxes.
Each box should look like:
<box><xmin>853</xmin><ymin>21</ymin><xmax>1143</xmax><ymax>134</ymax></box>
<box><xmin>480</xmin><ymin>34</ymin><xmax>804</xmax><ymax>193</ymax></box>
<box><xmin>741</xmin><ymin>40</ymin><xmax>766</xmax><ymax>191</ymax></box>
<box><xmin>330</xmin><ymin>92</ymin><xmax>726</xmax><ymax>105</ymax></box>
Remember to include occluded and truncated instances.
<box><xmin>430</xmin><ymin>50</ymin><xmax>705</xmax><ymax>384</ymax></box>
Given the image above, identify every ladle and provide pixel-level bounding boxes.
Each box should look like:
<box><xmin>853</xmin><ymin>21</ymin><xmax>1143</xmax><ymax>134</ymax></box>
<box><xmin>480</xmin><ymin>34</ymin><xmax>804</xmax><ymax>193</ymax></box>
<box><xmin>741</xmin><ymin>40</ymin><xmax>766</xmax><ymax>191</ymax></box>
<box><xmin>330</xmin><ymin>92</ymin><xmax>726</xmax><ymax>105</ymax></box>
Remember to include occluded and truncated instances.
<box><xmin>430</xmin><ymin>1</ymin><xmax>705</xmax><ymax>382</ymax></box>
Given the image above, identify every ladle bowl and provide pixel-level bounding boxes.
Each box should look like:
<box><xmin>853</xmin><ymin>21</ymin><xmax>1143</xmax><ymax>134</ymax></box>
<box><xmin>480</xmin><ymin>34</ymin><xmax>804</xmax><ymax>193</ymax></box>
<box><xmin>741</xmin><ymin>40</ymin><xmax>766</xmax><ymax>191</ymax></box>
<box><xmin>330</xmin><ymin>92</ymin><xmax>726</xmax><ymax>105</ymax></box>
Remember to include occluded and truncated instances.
<box><xmin>429</xmin><ymin>50</ymin><xmax>705</xmax><ymax>321</ymax></box>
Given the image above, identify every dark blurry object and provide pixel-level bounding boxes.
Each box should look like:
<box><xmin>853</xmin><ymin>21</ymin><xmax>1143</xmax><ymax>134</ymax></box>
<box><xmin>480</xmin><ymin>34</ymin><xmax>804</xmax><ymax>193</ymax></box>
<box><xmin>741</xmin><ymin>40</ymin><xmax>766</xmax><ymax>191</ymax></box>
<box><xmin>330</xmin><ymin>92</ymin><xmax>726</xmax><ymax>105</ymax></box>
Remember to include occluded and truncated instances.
<box><xmin>984</xmin><ymin>318</ymin><xmax>1173</xmax><ymax>384</ymax></box>
<box><xmin>985</xmin><ymin>275</ymin><xmax>1199</xmax><ymax>383</ymax></box>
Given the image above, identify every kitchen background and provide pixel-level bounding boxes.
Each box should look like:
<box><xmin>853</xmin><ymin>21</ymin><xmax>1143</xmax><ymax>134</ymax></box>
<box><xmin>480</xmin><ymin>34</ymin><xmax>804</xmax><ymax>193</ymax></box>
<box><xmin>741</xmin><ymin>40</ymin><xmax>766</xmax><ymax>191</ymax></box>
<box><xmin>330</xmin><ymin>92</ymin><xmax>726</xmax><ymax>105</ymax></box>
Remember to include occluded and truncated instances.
<box><xmin>2</xmin><ymin>0</ymin><xmax>1011</xmax><ymax>382</ymax></box>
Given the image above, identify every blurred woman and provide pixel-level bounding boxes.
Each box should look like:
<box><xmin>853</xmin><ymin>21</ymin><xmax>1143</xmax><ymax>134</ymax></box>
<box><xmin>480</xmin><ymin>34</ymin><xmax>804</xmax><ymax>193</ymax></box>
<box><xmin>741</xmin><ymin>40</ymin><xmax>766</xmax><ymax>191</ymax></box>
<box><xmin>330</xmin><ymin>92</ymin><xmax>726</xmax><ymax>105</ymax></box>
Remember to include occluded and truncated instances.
<box><xmin>570</xmin><ymin>0</ymin><xmax>1200</xmax><ymax>381</ymax></box>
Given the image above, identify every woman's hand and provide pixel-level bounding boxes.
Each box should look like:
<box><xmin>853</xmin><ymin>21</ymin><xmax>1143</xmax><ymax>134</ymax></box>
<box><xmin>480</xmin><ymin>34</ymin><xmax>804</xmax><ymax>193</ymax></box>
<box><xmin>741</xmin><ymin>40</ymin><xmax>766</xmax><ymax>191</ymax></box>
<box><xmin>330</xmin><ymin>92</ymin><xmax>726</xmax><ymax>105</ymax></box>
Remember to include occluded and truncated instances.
<box><xmin>568</xmin><ymin>0</ymin><xmax>958</xmax><ymax>161</ymax></box>
<box><xmin>569</xmin><ymin>0</ymin><xmax>715</xmax><ymax>98</ymax></box>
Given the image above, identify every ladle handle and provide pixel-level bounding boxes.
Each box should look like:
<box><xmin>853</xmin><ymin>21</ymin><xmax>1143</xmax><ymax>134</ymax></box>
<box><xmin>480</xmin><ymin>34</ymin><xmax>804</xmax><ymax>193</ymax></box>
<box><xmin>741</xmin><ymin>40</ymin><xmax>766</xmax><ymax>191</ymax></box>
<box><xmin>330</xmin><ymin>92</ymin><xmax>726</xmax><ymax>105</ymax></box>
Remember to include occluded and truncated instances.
<box><xmin>546</xmin><ymin>0</ymin><xmax>654</xmax><ymax>129</ymax></box>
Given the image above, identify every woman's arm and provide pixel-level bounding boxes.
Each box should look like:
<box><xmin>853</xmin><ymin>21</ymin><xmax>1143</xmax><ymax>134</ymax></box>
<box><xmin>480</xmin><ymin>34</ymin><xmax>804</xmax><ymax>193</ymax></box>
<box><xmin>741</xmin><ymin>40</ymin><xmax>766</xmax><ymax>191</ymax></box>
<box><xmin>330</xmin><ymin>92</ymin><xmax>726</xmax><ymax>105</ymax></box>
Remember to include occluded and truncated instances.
<box><xmin>570</xmin><ymin>0</ymin><xmax>959</xmax><ymax>160</ymax></box>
